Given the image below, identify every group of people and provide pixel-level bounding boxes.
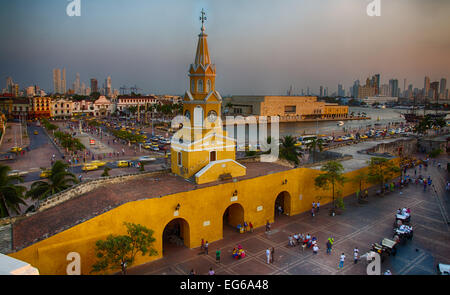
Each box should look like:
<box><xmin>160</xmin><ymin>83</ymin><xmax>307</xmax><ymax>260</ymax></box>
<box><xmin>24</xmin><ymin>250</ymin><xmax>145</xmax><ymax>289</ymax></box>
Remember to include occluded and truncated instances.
<box><xmin>237</xmin><ymin>221</ymin><xmax>253</xmax><ymax>233</ymax></box>
<box><xmin>396</xmin><ymin>207</ymin><xmax>411</xmax><ymax>223</ymax></box>
<box><xmin>265</xmin><ymin>247</ymin><xmax>275</xmax><ymax>264</ymax></box>
<box><xmin>311</xmin><ymin>201</ymin><xmax>320</xmax><ymax>217</ymax></box>
<box><xmin>232</xmin><ymin>245</ymin><xmax>246</xmax><ymax>259</ymax></box>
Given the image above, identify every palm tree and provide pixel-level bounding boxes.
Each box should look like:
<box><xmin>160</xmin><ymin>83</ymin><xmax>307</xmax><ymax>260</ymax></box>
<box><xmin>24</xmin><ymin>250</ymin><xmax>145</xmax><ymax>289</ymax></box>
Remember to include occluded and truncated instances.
<box><xmin>279</xmin><ymin>135</ymin><xmax>302</xmax><ymax>165</ymax></box>
<box><xmin>0</xmin><ymin>165</ymin><xmax>27</xmax><ymax>218</ymax></box>
<box><xmin>306</xmin><ymin>137</ymin><xmax>324</xmax><ymax>162</ymax></box>
<box><xmin>26</xmin><ymin>160</ymin><xmax>78</xmax><ymax>200</ymax></box>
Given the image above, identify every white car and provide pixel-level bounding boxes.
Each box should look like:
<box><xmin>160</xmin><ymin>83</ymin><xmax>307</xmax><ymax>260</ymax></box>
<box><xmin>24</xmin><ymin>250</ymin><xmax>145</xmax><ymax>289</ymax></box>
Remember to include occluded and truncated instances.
<box><xmin>138</xmin><ymin>156</ymin><xmax>156</xmax><ymax>162</ymax></box>
<box><xmin>7</xmin><ymin>170</ymin><xmax>28</xmax><ymax>176</ymax></box>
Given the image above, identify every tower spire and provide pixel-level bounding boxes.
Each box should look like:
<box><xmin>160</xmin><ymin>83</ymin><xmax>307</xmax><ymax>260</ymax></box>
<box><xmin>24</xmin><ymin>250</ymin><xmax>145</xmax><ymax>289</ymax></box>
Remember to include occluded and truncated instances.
<box><xmin>200</xmin><ymin>8</ymin><xmax>207</xmax><ymax>32</ymax></box>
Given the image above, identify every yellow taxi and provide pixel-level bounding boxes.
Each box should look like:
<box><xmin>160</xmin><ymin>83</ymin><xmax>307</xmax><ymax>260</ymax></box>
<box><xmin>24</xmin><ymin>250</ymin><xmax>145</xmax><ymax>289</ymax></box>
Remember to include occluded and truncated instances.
<box><xmin>360</xmin><ymin>135</ymin><xmax>368</xmax><ymax>139</ymax></box>
<box><xmin>34</xmin><ymin>131</ymin><xmax>39</xmax><ymax>135</ymax></box>
<box><xmin>143</xmin><ymin>144</ymin><xmax>152</xmax><ymax>149</ymax></box>
<box><xmin>117</xmin><ymin>160</ymin><xmax>129</xmax><ymax>168</ymax></box>
<box><xmin>10</xmin><ymin>146</ymin><xmax>22</xmax><ymax>153</ymax></box>
<box><xmin>82</xmin><ymin>163</ymin><xmax>98</xmax><ymax>171</ymax></box>
<box><xmin>90</xmin><ymin>160</ymin><xmax>106</xmax><ymax>167</ymax></box>
<box><xmin>40</xmin><ymin>169</ymin><xmax>52</xmax><ymax>178</ymax></box>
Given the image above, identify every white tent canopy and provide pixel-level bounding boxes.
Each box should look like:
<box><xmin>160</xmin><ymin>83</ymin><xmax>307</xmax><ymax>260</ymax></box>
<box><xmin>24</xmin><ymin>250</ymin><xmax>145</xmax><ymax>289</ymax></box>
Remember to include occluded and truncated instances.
<box><xmin>0</xmin><ymin>253</ymin><xmax>39</xmax><ymax>275</ymax></box>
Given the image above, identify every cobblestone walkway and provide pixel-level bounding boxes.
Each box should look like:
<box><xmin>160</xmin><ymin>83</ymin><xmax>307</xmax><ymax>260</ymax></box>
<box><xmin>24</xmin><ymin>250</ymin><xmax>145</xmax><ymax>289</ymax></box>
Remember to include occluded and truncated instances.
<box><xmin>127</xmin><ymin>163</ymin><xmax>450</xmax><ymax>275</ymax></box>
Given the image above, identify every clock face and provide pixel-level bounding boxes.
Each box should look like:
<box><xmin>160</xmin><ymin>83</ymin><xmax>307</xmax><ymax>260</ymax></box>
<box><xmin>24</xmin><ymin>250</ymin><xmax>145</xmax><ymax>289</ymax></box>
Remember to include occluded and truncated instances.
<box><xmin>207</xmin><ymin>110</ymin><xmax>217</xmax><ymax>122</ymax></box>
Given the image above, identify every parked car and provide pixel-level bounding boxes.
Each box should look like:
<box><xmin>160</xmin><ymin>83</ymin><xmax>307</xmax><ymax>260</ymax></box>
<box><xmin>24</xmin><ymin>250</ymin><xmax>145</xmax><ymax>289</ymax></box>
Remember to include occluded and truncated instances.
<box><xmin>138</xmin><ymin>156</ymin><xmax>156</xmax><ymax>162</ymax></box>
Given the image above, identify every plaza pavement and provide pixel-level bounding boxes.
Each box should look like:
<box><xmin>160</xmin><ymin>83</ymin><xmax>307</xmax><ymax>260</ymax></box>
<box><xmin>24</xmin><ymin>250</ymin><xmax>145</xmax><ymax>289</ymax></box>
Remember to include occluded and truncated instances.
<box><xmin>127</xmin><ymin>161</ymin><xmax>450</xmax><ymax>275</ymax></box>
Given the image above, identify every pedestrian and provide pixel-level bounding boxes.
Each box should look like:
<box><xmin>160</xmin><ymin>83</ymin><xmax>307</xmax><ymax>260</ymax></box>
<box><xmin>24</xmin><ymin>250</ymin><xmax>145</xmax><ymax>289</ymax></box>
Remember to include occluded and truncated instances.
<box><xmin>313</xmin><ymin>244</ymin><xmax>319</xmax><ymax>255</ymax></box>
<box><xmin>204</xmin><ymin>241</ymin><xmax>209</xmax><ymax>255</ymax></box>
<box><xmin>384</xmin><ymin>270</ymin><xmax>392</xmax><ymax>275</ymax></box>
<box><xmin>288</xmin><ymin>235</ymin><xmax>295</xmax><ymax>247</ymax></box>
<box><xmin>189</xmin><ymin>269</ymin><xmax>196</xmax><ymax>275</ymax></box>
<box><xmin>311</xmin><ymin>207</ymin><xmax>315</xmax><ymax>217</ymax></box>
<box><xmin>353</xmin><ymin>247</ymin><xmax>359</xmax><ymax>264</ymax></box>
<box><xmin>326</xmin><ymin>239</ymin><xmax>332</xmax><ymax>255</ymax></box>
<box><xmin>338</xmin><ymin>253</ymin><xmax>345</xmax><ymax>269</ymax></box>
<box><xmin>243</xmin><ymin>221</ymin><xmax>248</xmax><ymax>232</ymax></box>
<box><xmin>215</xmin><ymin>250</ymin><xmax>221</xmax><ymax>263</ymax></box>
<box><xmin>266</xmin><ymin>248</ymin><xmax>271</xmax><ymax>264</ymax></box>
<box><xmin>265</xmin><ymin>220</ymin><xmax>271</xmax><ymax>232</ymax></box>
<box><xmin>201</xmin><ymin>238</ymin><xmax>204</xmax><ymax>252</ymax></box>
<box><xmin>312</xmin><ymin>201</ymin><xmax>316</xmax><ymax>210</ymax></box>
<box><xmin>208</xmin><ymin>267</ymin><xmax>215</xmax><ymax>275</ymax></box>
<box><xmin>316</xmin><ymin>201</ymin><xmax>320</xmax><ymax>212</ymax></box>
<box><xmin>270</xmin><ymin>247</ymin><xmax>274</xmax><ymax>263</ymax></box>
<box><xmin>249</xmin><ymin>222</ymin><xmax>253</xmax><ymax>233</ymax></box>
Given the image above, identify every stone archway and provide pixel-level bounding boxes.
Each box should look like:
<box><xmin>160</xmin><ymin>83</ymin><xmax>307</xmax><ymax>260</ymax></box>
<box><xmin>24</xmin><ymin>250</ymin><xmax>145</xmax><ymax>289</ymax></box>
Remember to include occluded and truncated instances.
<box><xmin>162</xmin><ymin>218</ymin><xmax>190</xmax><ymax>256</ymax></box>
<box><xmin>274</xmin><ymin>191</ymin><xmax>291</xmax><ymax>219</ymax></box>
<box><xmin>222</xmin><ymin>203</ymin><xmax>244</xmax><ymax>237</ymax></box>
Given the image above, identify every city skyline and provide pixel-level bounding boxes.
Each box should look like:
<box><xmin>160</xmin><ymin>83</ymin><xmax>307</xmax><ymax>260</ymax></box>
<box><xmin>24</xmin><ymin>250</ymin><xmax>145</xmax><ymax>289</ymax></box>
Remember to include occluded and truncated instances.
<box><xmin>1</xmin><ymin>0</ymin><xmax>449</xmax><ymax>95</ymax></box>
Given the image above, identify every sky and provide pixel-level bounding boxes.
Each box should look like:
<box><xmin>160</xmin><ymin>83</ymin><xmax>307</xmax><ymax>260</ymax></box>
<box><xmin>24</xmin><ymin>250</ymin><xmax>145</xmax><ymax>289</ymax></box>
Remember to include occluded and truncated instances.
<box><xmin>1</xmin><ymin>0</ymin><xmax>449</xmax><ymax>95</ymax></box>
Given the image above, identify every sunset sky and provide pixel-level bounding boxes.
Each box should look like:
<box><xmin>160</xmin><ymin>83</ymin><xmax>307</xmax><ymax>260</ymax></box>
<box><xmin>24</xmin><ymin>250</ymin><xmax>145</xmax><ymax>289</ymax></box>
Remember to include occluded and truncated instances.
<box><xmin>1</xmin><ymin>0</ymin><xmax>449</xmax><ymax>95</ymax></box>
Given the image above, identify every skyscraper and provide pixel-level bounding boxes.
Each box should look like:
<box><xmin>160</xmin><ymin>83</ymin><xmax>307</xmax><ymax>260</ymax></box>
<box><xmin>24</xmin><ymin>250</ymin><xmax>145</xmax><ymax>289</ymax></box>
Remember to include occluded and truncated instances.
<box><xmin>389</xmin><ymin>79</ymin><xmax>399</xmax><ymax>97</ymax></box>
<box><xmin>90</xmin><ymin>78</ymin><xmax>98</xmax><ymax>94</ymax></box>
<box><xmin>319</xmin><ymin>86</ymin><xmax>323</xmax><ymax>98</ymax></box>
<box><xmin>440</xmin><ymin>78</ymin><xmax>447</xmax><ymax>98</ymax></box>
<box><xmin>6</xmin><ymin>77</ymin><xmax>13</xmax><ymax>94</ymax></box>
<box><xmin>424</xmin><ymin>76</ymin><xmax>430</xmax><ymax>98</ymax></box>
<box><xmin>430</xmin><ymin>81</ymin><xmax>439</xmax><ymax>101</ymax></box>
<box><xmin>338</xmin><ymin>84</ymin><xmax>344</xmax><ymax>97</ymax></box>
<box><xmin>106</xmin><ymin>76</ymin><xmax>112</xmax><ymax>97</ymax></box>
<box><xmin>61</xmin><ymin>68</ymin><xmax>66</xmax><ymax>94</ymax></box>
<box><xmin>76</xmin><ymin>73</ymin><xmax>81</xmax><ymax>94</ymax></box>
<box><xmin>53</xmin><ymin>68</ymin><xmax>61</xmax><ymax>94</ymax></box>
<box><xmin>374</xmin><ymin>74</ymin><xmax>380</xmax><ymax>95</ymax></box>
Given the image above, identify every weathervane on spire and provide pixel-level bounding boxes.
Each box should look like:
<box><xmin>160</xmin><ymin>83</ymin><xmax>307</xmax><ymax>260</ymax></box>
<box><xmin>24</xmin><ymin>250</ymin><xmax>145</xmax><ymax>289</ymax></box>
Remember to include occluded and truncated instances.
<box><xmin>200</xmin><ymin>8</ymin><xmax>207</xmax><ymax>31</ymax></box>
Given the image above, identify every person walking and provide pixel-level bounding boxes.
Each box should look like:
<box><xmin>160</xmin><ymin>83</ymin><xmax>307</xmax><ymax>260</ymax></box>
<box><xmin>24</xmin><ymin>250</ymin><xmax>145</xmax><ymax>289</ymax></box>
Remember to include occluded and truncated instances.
<box><xmin>311</xmin><ymin>207</ymin><xmax>315</xmax><ymax>217</ymax></box>
<box><xmin>266</xmin><ymin>248</ymin><xmax>271</xmax><ymax>264</ymax></box>
<box><xmin>270</xmin><ymin>247</ymin><xmax>274</xmax><ymax>263</ymax></box>
<box><xmin>201</xmin><ymin>239</ymin><xmax>204</xmax><ymax>252</ymax></box>
<box><xmin>265</xmin><ymin>220</ymin><xmax>271</xmax><ymax>232</ymax></box>
<box><xmin>326</xmin><ymin>239</ymin><xmax>332</xmax><ymax>255</ymax></box>
<box><xmin>249</xmin><ymin>222</ymin><xmax>253</xmax><ymax>233</ymax></box>
<box><xmin>353</xmin><ymin>247</ymin><xmax>359</xmax><ymax>264</ymax></box>
<box><xmin>215</xmin><ymin>250</ymin><xmax>221</xmax><ymax>263</ymax></box>
<box><xmin>338</xmin><ymin>253</ymin><xmax>345</xmax><ymax>269</ymax></box>
<box><xmin>208</xmin><ymin>267</ymin><xmax>215</xmax><ymax>275</ymax></box>
<box><xmin>316</xmin><ymin>201</ymin><xmax>320</xmax><ymax>212</ymax></box>
<box><xmin>313</xmin><ymin>244</ymin><xmax>319</xmax><ymax>255</ymax></box>
<box><xmin>204</xmin><ymin>241</ymin><xmax>209</xmax><ymax>255</ymax></box>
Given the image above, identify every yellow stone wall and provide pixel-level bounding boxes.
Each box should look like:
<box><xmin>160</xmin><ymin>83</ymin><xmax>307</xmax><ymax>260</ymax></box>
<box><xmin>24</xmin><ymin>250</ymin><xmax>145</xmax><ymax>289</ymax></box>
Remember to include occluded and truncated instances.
<box><xmin>9</xmin><ymin>163</ymin><xmax>398</xmax><ymax>275</ymax></box>
<box><xmin>195</xmin><ymin>160</ymin><xmax>246</xmax><ymax>184</ymax></box>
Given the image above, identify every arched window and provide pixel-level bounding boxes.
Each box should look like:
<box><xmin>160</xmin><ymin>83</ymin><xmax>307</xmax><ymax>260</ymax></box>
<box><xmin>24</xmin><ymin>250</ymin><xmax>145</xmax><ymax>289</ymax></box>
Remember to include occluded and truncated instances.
<box><xmin>197</xmin><ymin>79</ymin><xmax>203</xmax><ymax>93</ymax></box>
<box><xmin>193</xmin><ymin>106</ymin><xmax>204</xmax><ymax>127</ymax></box>
<box><xmin>206</xmin><ymin>79</ymin><xmax>211</xmax><ymax>92</ymax></box>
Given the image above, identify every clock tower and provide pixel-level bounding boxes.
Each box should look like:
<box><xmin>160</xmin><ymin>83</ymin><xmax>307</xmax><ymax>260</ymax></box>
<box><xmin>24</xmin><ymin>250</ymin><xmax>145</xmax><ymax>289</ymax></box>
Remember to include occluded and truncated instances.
<box><xmin>171</xmin><ymin>10</ymin><xmax>246</xmax><ymax>183</ymax></box>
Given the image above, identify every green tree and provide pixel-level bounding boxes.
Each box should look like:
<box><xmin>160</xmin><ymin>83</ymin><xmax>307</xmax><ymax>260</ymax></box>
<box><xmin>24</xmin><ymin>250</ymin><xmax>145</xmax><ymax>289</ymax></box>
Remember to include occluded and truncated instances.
<box><xmin>367</xmin><ymin>157</ymin><xmax>400</xmax><ymax>196</ymax></box>
<box><xmin>91</xmin><ymin>222</ymin><xmax>157</xmax><ymax>275</ymax></box>
<box><xmin>101</xmin><ymin>167</ymin><xmax>111</xmax><ymax>177</ymax></box>
<box><xmin>305</xmin><ymin>137</ymin><xmax>324</xmax><ymax>162</ymax></box>
<box><xmin>351</xmin><ymin>170</ymin><xmax>368</xmax><ymax>202</ymax></box>
<box><xmin>26</xmin><ymin>160</ymin><xmax>78</xmax><ymax>200</ymax></box>
<box><xmin>279</xmin><ymin>135</ymin><xmax>302</xmax><ymax>165</ymax></box>
<box><xmin>314</xmin><ymin>161</ymin><xmax>346</xmax><ymax>212</ymax></box>
<box><xmin>0</xmin><ymin>165</ymin><xmax>27</xmax><ymax>218</ymax></box>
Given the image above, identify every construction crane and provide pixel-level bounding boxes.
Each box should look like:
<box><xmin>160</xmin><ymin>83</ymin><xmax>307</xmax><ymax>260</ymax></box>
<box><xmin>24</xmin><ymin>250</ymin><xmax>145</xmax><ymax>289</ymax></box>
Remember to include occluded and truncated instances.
<box><xmin>119</xmin><ymin>85</ymin><xmax>129</xmax><ymax>95</ymax></box>
<box><xmin>129</xmin><ymin>85</ymin><xmax>142</xmax><ymax>94</ymax></box>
